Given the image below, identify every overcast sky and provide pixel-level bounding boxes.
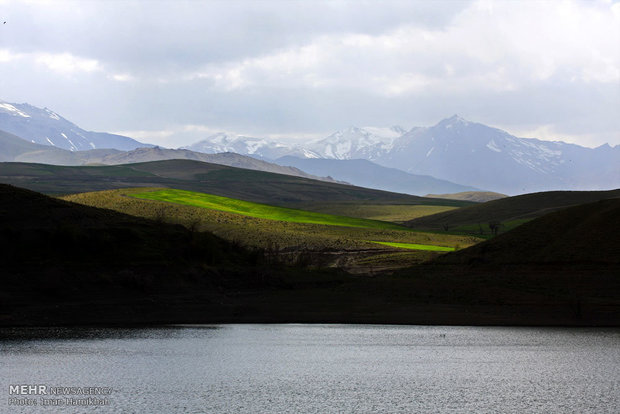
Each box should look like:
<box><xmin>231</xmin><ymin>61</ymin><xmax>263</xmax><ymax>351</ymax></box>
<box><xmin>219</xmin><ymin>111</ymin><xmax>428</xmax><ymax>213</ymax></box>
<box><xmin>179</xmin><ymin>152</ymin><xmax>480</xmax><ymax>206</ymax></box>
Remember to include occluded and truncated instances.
<box><xmin>1</xmin><ymin>0</ymin><xmax>619</xmax><ymax>147</ymax></box>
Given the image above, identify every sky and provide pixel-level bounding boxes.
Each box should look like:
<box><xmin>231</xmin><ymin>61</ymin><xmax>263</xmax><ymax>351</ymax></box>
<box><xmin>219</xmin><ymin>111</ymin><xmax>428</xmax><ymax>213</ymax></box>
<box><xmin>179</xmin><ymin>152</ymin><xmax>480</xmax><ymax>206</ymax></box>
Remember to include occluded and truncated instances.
<box><xmin>0</xmin><ymin>0</ymin><xmax>619</xmax><ymax>148</ymax></box>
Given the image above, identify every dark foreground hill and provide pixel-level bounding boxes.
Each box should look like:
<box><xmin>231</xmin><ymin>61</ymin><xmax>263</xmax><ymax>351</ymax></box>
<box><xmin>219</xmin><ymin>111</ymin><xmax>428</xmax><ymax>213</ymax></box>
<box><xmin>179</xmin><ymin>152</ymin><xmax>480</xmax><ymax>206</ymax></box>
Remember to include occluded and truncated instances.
<box><xmin>394</xmin><ymin>199</ymin><xmax>620</xmax><ymax>325</ymax></box>
<box><xmin>435</xmin><ymin>198</ymin><xmax>620</xmax><ymax>265</ymax></box>
<box><xmin>2</xmin><ymin>184</ymin><xmax>618</xmax><ymax>326</ymax></box>
<box><xmin>406</xmin><ymin>189</ymin><xmax>620</xmax><ymax>236</ymax></box>
<box><xmin>0</xmin><ymin>159</ymin><xmax>468</xmax><ymax>208</ymax></box>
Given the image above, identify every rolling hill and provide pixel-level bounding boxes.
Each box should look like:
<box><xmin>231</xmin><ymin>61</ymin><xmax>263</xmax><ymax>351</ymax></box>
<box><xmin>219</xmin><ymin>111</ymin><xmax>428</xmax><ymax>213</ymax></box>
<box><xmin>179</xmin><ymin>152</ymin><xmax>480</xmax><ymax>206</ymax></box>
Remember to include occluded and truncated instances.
<box><xmin>433</xmin><ymin>197</ymin><xmax>620</xmax><ymax>265</ymax></box>
<box><xmin>0</xmin><ymin>159</ymin><xmax>469</xmax><ymax>209</ymax></box>
<box><xmin>64</xmin><ymin>187</ymin><xmax>476</xmax><ymax>273</ymax></box>
<box><xmin>0</xmin><ymin>182</ymin><xmax>245</xmax><ymax>265</ymax></box>
<box><xmin>406</xmin><ymin>189</ymin><xmax>620</xmax><ymax>236</ymax></box>
<box><xmin>425</xmin><ymin>191</ymin><xmax>507</xmax><ymax>203</ymax></box>
<box><xmin>2</xmin><ymin>183</ymin><xmax>618</xmax><ymax>326</ymax></box>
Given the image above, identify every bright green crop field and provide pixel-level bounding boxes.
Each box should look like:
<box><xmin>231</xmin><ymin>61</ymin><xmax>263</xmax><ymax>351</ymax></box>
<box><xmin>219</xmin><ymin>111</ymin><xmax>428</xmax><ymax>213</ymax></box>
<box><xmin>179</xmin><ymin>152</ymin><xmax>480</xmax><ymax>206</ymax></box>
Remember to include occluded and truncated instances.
<box><xmin>64</xmin><ymin>188</ymin><xmax>483</xmax><ymax>273</ymax></box>
<box><xmin>129</xmin><ymin>189</ymin><xmax>409</xmax><ymax>231</ymax></box>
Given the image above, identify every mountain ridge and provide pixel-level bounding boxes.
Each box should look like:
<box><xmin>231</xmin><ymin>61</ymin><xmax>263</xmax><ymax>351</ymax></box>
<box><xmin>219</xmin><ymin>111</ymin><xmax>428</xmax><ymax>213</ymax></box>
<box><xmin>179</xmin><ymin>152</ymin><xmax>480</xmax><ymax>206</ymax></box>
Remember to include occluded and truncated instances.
<box><xmin>2</xmin><ymin>100</ymin><xmax>617</xmax><ymax>195</ymax></box>
<box><xmin>274</xmin><ymin>156</ymin><xmax>478</xmax><ymax>196</ymax></box>
<box><xmin>0</xmin><ymin>100</ymin><xmax>149</xmax><ymax>151</ymax></box>
<box><xmin>0</xmin><ymin>129</ymin><xmax>340</xmax><ymax>183</ymax></box>
<box><xmin>183</xmin><ymin>116</ymin><xmax>618</xmax><ymax>195</ymax></box>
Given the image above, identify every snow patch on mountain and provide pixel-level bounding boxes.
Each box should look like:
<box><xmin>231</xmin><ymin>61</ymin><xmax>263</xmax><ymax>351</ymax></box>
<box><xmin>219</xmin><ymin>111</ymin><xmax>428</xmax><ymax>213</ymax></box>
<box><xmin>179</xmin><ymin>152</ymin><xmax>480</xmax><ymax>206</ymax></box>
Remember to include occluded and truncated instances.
<box><xmin>308</xmin><ymin>126</ymin><xmax>406</xmax><ymax>160</ymax></box>
<box><xmin>486</xmin><ymin>139</ymin><xmax>502</xmax><ymax>152</ymax></box>
<box><xmin>374</xmin><ymin>116</ymin><xmax>619</xmax><ymax>194</ymax></box>
<box><xmin>0</xmin><ymin>102</ymin><xmax>31</xmax><ymax>118</ymax></box>
<box><xmin>183</xmin><ymin>132</ymin><xmax>319</xmax><ymax>160</ymax></box>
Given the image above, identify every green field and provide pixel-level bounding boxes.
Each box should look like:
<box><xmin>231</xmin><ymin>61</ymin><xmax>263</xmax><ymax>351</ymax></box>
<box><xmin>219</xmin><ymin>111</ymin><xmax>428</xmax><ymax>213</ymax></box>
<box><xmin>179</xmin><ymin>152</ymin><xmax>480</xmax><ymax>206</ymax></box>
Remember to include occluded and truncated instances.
<box><xmin>369</xmin><ymin>241</ymin><xmax>456</xmax><ymax>252</ymax></box>
<box><xmin>64</xmin><ymin>188</ymin><xmax>483</xmax><ymax>272</ymax></box>
<box><xmin>129</xmin><ymin>189</ymin><xmax>410</xmax><ymax>231</ymax></box>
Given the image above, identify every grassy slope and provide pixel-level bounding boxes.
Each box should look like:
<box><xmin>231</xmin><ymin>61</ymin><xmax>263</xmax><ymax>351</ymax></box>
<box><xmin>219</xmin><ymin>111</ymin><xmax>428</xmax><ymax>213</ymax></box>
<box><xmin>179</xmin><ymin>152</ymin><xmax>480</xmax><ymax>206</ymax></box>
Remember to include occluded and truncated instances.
<box><xmin>129</xmin><ymin>189</ymin><xmax>410</xmax><ymax>231</ymax></box>
<box><xmin>0</xmin><ymin>160</ymin><xmax>470</xmax><ymax>210</ymax></box>
<box><xmin>434</xmin><ymin>198</ymin><xmax>620</xmax><ymax>265</ymax></box>
<box><xmin>3</xmin><ymin>183</ymin><xmax>619</xmax><ymax>326</ymax></box>
<box><xmin>64</xmin><ymin>188</ymin><xmax>480</xmax><ymax>272</ymax></box>
<box><xmin>406</xmin><ymin>189</ymin><xmax>620</xmax><ymax>237</ymax></box>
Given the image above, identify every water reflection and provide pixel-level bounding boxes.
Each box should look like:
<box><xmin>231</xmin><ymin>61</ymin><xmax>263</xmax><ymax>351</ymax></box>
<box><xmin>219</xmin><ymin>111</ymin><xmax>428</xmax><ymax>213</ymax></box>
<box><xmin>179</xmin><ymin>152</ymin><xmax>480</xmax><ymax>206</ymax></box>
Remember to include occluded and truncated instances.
<box><xmin>0</xmin><ymin>325</ymin><xmax>220</xmax><ymax>341</ymax></box>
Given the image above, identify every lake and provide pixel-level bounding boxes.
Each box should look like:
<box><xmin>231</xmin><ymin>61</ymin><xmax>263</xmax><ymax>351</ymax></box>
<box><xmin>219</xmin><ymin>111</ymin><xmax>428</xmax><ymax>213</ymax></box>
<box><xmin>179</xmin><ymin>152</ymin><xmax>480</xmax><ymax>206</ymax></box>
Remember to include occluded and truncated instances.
<box><xmin>1</xmin><ymin>325</ymin><xmax>619</xmax><ymax>413</ymax></box>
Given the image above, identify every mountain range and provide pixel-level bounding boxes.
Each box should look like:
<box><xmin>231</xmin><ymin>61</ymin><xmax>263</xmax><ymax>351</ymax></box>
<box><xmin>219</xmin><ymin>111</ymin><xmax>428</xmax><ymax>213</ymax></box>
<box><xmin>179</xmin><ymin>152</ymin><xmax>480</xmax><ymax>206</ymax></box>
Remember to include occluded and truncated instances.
<box><xmin>1</xmin><ymin>100</ymin><xmax>618</xmax><ymax>195</ymax></box>
<box><xmin>375</xmin><ymin>116</ymin><xmax>619</xmax><ymax>194</ymax></box>
<box><xmin>183</xmin><ymin>132</ymin><xmax>320</xmax><ymax>160</ymax></box>
<box><xmin>0</xmin><ymin>100</ymin><xmax>147</xmax><ymax>151</ymax></box>
<box><xmin>0</xmin><ymin>129</ymin><xmax>338</xmax><ymax>183</ymax></box>
<box><xmin>185</xmin><ymin>116</ymin><xmax>619</xmax><ymax>194</ymax></box>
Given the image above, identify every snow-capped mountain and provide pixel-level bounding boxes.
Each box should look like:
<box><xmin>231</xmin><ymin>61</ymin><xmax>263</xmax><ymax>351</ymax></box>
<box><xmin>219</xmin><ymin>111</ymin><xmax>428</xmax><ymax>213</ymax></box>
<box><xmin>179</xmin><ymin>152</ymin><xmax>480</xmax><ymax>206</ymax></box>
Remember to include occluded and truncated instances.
<box><xmin>0</xmin><ymin>101</ymin><xmax>148</xmax><ymax>151</ymax></box>
<box><xmin>375</xmin><ymin>115</ymin><xmax>619</xmax><ymax>194</ymax></box>
<box><xmin>182</xmin><ymin>132</ymin><xmax>320</xmax><ymax>160</ymax></box>
<box><xmin>308</xmin><ymin>125</ymin><xmax>406</xmax><ymax>160</ymax></box>
<box><xmin>184</xmin><ymin>117</ymin><xmax>618</xmax><ymax>194</ymax></box>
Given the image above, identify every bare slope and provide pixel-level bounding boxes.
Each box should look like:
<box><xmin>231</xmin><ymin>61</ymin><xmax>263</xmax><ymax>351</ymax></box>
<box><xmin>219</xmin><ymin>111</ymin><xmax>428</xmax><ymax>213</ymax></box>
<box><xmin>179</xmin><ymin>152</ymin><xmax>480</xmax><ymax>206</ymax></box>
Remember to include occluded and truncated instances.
<box><xmin>425</xmin><ymin>191</ymin><xmax>507</xmax><ymax>203</ymax></box>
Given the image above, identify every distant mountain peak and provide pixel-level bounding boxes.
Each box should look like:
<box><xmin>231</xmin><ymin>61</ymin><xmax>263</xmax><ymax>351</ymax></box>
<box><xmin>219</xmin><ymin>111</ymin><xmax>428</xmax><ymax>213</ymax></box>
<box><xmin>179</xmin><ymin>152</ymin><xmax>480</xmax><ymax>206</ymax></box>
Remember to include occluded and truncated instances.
<box><xmin>437</xmin><ymin>114</ymin><xmax>470</xmax><ymax>129</ymax></box>
<box><xmin>0</xmin><ymin>100</ymin><xmax>149</xmax><ymax>151</ymax></box>
<box><xmin>390</xmin><ymin>125</ymin><xmax>407</xmax><ymax>135</ymax></box>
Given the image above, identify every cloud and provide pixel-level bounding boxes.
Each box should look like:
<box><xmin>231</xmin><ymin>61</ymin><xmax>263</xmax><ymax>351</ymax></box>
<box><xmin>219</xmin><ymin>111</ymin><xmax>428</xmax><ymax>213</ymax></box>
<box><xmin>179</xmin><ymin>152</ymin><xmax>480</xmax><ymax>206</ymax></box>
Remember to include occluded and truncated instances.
<box><xmin>35</xmin><ymin>52</ymin><xmax>100</xmax><ymax>74</ymax></box>
<box><xmin>0</xmin><ymin>49</ymin><xmax>24</xmax><ymax>62</ymax></box>
<box><xmin>109</xmin><ymin>73</ymin><xmax>134</xmax><ymax>82</ymax></box>
<box><xmin>188</xmin><ymin>0</ymin><xmax>619</xmax><ymax>97</ymax></box>
<box><xmin>0</xmin><ymin>0</ymin><xmax>618</xmax><ymax>147</ymax></box>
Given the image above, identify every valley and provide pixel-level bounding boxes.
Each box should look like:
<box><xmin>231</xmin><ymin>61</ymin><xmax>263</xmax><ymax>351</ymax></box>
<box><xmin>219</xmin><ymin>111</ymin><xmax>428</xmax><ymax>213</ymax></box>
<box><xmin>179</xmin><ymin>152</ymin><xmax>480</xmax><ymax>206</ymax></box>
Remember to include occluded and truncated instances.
<box><xmin>0</xmin><ymin>102</ymin><xmax>618</xmax><ymax>327</ymax></box>
<box><xmin>1</xmin><ymin>182</ymin><xmax>619</xmax><ymax>327</ymax></box>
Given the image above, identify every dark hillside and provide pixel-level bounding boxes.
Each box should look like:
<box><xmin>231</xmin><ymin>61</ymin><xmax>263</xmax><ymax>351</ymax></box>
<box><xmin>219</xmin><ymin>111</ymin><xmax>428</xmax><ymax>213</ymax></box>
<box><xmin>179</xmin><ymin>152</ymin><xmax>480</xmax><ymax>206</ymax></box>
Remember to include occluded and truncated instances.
<box><xmin>434</xmin><ymin>198</ymin><xmax>620</xmax><ymax>265</ymax></box>
<box><xmin>0</xmin><ymin>160</ymin><xmax>467</xmax><ymax>208</ymax></box>
<box><xmin>0</xmin><ymin>183</ymin><xmax>255</xmax><ymax>270</ymax></box>
<box><xmin>2</xmin><ymin>184</ymin><xmax>618</xmax><ymax>327</ymax></box>
<box><xmin>406</xmin><ymin>189</ymin><xmax>620</xmax><ymax>235</ymax></box>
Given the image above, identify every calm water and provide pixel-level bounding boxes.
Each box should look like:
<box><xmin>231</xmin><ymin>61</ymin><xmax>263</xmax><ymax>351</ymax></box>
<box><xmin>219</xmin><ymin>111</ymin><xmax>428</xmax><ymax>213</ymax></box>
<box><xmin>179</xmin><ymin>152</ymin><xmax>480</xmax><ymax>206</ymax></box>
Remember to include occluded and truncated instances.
<box><xmin>1</xmin><ymin>325</ymin><xmax>619</xmax><ymax>413</ymax></box>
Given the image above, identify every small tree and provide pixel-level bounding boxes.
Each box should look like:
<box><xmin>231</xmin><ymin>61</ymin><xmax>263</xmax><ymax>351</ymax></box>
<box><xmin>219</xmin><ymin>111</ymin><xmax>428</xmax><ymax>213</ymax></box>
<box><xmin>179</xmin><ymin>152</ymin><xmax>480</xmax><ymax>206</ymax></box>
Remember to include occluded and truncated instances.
<box><xmin>488</xmin><ymin>220</ymin><xmax>502</xmax><ymax>236</ymax></box>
